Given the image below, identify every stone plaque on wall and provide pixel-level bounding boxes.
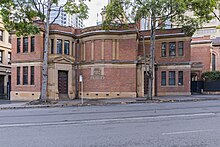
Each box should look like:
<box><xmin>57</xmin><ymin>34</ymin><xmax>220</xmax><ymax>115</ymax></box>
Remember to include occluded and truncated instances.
<box><xmin>90</xmin><ymin>67</ymin><xmax>104</xmax><ymax>80</ymax></box>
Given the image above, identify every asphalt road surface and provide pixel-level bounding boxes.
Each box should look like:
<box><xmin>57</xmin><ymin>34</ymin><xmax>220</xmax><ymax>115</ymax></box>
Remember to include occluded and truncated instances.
<box><xmin>1</xmin><ymin>101</ymin><xmax>220</xmax><ymax>147</ymax></box>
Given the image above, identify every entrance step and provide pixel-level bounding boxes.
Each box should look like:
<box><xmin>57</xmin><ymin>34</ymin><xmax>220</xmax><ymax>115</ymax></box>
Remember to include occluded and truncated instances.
<box><xmin>59</xmin><ymin>94</ymin><xmax>69</xmax><ymax>100</ymax></box>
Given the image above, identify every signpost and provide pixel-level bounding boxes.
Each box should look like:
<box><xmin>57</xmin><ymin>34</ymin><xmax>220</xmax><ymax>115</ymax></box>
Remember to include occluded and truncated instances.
<box><xmin>79</xmin><ymin>75</ymin><xmax>83</xmax><ymax>105</ymax></box>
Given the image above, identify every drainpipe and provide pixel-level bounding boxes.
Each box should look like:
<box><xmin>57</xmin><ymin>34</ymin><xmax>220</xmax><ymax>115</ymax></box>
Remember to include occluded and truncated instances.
<box><xmin>75</xmin><ymin>39</ymin><xmax>80</xmax><ymax>99</ymax></box>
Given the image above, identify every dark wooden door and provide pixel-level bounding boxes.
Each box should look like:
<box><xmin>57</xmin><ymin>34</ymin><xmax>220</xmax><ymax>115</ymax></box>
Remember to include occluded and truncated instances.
<box><xmin>58</xmin><ymin>71</ymin><xmax>68</xmax><ymax>94</ymax></box>
<box><xmin>0</xmin><ymin>75</ymin><xmax>4</xmax><ymax>94</ymax></box>
<box><xmin>144</xmin><ymin>71</ymin><xmax>149</xmax><ymax>95</ymax></box>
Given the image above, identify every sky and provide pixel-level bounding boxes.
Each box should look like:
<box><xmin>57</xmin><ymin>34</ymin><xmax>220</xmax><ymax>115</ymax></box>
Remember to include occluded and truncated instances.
<box><xmin>84</xmin><ymin>0</ymin><xmax>108</xmax><ymax>27</ymax></box>
<box><xmin>60</xmin><ymin>0</ymin><xmax>108</xmax><ymax>27</ymax></box>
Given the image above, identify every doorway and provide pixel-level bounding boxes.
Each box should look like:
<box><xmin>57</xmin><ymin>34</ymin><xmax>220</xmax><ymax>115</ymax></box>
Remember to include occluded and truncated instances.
<box><xmin>58</xmin><ymin>71</ymin><xmax>68</xmax><ymax>99</ymax></box>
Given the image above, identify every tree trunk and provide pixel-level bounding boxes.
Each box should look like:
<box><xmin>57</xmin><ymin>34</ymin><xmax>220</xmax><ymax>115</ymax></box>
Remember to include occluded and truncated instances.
<box><xmin>40</xmin><ymin>0</ymin><xmax>51</xmax><ymax>102</ymax></box>
<box><xmin>148</xmin><ymin>14</ymin><xmax>156</xmax><ymax>100</ymax></box>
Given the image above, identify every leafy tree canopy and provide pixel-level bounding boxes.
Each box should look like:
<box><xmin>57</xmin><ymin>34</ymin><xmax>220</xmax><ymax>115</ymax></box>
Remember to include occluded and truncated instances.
<box><xmin>103</xmin><ymin>0</ymin><xmax>219</xmax><ymax>35</ymax></box>
<box><xmin>0</xmin><ymin>0</ymin><xmax>90</xmax><ymax>36</ymax></box>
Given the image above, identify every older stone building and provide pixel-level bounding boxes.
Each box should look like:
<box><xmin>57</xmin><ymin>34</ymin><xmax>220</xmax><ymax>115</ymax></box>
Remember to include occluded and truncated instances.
<box><xmin>0</xmin><ymin>18</ymin><xmax>11</xmax><ymax>98</ymax></box>
<box><xmin>11</xmin><ymin>24</ymin><xmax>192</xmax><ymax>101</ymax></box>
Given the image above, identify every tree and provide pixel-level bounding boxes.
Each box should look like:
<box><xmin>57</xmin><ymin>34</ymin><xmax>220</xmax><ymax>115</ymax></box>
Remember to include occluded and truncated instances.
<box><xmin>0</xmin><ymin>0</ymin><xmax>90</xmax><ymax>102</ymax></box>
<box><xmin>103</xmin><ymin>0</ymin><xmax>219</xmax><ymax>100</ymax></box>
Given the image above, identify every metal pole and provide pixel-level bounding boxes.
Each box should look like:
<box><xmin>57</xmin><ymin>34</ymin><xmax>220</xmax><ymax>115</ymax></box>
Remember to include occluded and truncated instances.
<box><xmin>81</xmin><ymin>80</ymin><xmax>83</xmax><ymax>105</ymax></box>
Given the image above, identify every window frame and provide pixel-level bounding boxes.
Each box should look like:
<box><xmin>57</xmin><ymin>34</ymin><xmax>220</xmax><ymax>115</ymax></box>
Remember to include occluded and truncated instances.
<box><xmin>178</xmin><ymin>71</ymin><xmax>183</xmax><ymax>86</ymax></box>
<box><xmin>161</xmin><ymin>42</ymin><xmax>166</xmax><ymax>57</ymax></box>
<box><xmin>51</xmin><ymin>39</ymin><xmax>54</xmax><ymax>54</ymax></box>
<box><xmin>0</xmin><ymin>50</ymin><xmax>2</xmax><ymax>63</ymax></box>
<box><xmin>161</xmin><ymin>71</ymin><xmax>166</xmax><ymax>86</ymax></box>
<box><xmin>8</xmin><ymin>52</ymin><xmax>11</xmax><ymax>64</ymax></box>
<box><xmin>23</xmin><ymin>37</ymin><xmax>28</xmax><ymax>53</ymax></box>
<box><xmin>212</xmin><ymin>53</ymin><xmax>216</xmax><ymax>71</ymax></box>
<box><xmin>178</xmin><ymin>41</ymin><xmax>184</xmax><ymax>56</ymax></box>
<box><xmin>17</xmin><ymin>38</ymin><xmax>21</xmax><ymax>53</ymax></box>
<box><xmin>23</xmin><ymin>66</ymin><xmax>28</xmax><ymax>85</ymax></box>
<box><xmin>169</xmin><ymin>42</ymin><xmax>176</xmax><ymax>56</ymax></box>
<box><xmin>64</xmin><ymin>40</ymin><xmax>70</xmax><ymax>55</ymax></box>
<box><xmin>31</xmin><ymin>66</ymin><xmax>34</xmax><ymax>85</ymax></box>
<box><xmin>57</xmin><ymin>39</ymin><xmax>63</xmax><ymax>54</ymax></box>
<box><xmin>17</xmin><ymin>67</ymin><xmax>20</xmax><ymax>85</ymax></box>
<box><xmin>31</xmin><ymin>36</ymin><xmax>35</xmax><ymax>52</ymax></box>
<box><xmin>0</xmin><ymin>30</ymin><xmax>3</xmax><ymax>41</ymax></box>
<box><xmin>169</xmin><ymin>71</ymin><xmax>176</xmax><ymax>85</ymax></box>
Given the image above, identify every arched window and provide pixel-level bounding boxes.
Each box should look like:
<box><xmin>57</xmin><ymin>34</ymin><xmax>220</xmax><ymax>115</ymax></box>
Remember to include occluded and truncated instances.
<box><xmin>212</xmin><ymin>53</ymin><xmax>216</xmax><ymax>71</ymax></box>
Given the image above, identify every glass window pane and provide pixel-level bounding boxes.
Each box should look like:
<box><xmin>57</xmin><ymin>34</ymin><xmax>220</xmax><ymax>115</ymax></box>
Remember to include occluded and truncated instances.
<box><xmin>17</xmin><ymin>67</ymin><xmax>20</xmax><ymax>85</ymax></box>
<box><xmin>23</xmin><ymin>37</ymin><xmax>28</xmax><ymax>53</ymax></box>
<box><xmin>8</xmin><ymin>52</ymin><xmax>11</xmax><ymax>64</ymax></box>
<box><xmin>0</xmin><ymin>30</ymin><xmax>3</xmax><ymax>41</ymax></box>
<box><xmin>169</xmin><ymin>42</ymin><xmax>176</xmax><ymax>56</ymax></box>
<box><xmin>23</xmin><ymin>66</ymin><xmax>28</xmax><ymax>85</ymax></box>
<box><xmin>17</xmin><ymin>38</ymin><xmax>21</xmax><ymax>53</ymax></box>
<box><xmin>161</xmin><ymin>42</ymin><xmax>166</xmax><ymax>57</ymax></box>
<box><xmin>178</xmin><ymin>41</ymin><xmax>184</xmax><ymax>56</ymax></box>
<box><xmin>178</xmin><ymin>71</ymin><xmax>183</xmax><ymax>86</ymax></box>
<box><xmin>169</xmin><ymin>71</ymin><xmax>175</xmax><ymax>85</ymax></box>
<box><xmin>57</xmin><ymin>39</ymin><xmax>62</xmax><ymax>54</ymax></box>
<box><xmin>212</xmin><ymin>54</ymin><xmax>216</xmax><ymax>71</ymax></box>
<box><xmin>31</xmin><ymin>66</ymin><xmax>34</xmax><ymax>85</ymax></box>
<box><xmin>0</xmin><ymin>50</ymin><xmax>2</xmax><ymax>63</ymax></box>
<box><xmin>161</xmin><ymin>71</ymin><xmax>166</xmax><ymax>86</ymax></box>
<box><xmin>31</xmin><ymin>37</ymin><xmax>35</xmax><ymax>52</ymax></box>
<box><xmin>51</xmin><ymin>39</ymin><xmax>54</xmax><ymax>54</ymax></box>
<box><xmin>64</xmin><ymin>40</ymin><xmax>70</xmax><ymax>55</ymax></box>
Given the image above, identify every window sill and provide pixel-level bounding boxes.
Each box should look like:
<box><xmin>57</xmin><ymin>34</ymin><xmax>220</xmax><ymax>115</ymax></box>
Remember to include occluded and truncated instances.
<box><xmin>161</xmin><ymin>56</ymin><xmax>185</xmax><ymax>58</ymax></box>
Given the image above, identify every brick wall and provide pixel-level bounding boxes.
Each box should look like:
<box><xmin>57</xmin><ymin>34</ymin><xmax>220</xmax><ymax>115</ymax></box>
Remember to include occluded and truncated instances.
<box><xmin>119</xmin><ymin>39</ymin><xmax>137</xmax><ymax>61</ymax></box>
<box><xmin>11</xmin><ymin>65</ymin><xmax>42</xmax><ymax>92</ymax></box>
<box><xmin>104</xmin><ymin>39</ymin><xmax>112</xmax><ymax>61</ymax></box>
<box><xmin>81</xmin><ymin>67</ymin><xmax>136</xmax><ymax>93</ymax></box>
<box><xmin>11</xmin><ymin>34</ymin><xmax>44</xmax><ymax>63</ymax></box>
<box><xmin>191</xmin><ymin>36</ymin><xmax>211</xmax><ymax>72</ymax></box>
<box><xmin>156</xmin><ymin>68</ymin><xmax>191</xmax><ymax>95</ymax></box>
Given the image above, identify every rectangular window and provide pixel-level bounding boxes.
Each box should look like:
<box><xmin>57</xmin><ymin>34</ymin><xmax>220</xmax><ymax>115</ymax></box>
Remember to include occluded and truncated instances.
<box><xmin>51</xmin><ymin>39</ymin><xmax>54</xmax><ymax>54</ymax></box>
<box><xmin>23</xmin><ymin>37</ymin><xmax>28</xmax><ymax>53</ymax></box>
<box><xmin>169</xmin><ymin>42</ymin><xmax>176</xmax><ymax>56</ymax></box>
<box><xmin>31</xmin><ymin>66</ymin><xmax>34</xmax><ymax>85</ymax></box>
<box><xmin>17</xmin><ymin>38</ymin><xmax>21</xmax><ymax>53</ymax></box>
<box><xmin>169</xmin><ymin>71</ymin><xmax>175</xmax><ymax>85</ymax></box>
<box><xmin>64</xmin><ymin>40</ymin><xmax>70</xmax><ymax>55</ymax></box>
<box><xmin>72</xmin><ymin>42</ymin><xmax>75</xmax><ymax>56</ymax></box>
<box><xmin>0</xmin><ymin>50</ymin><xmax>2</xmax><ymax>63</ymax></box>
<box><xmin>17</xmin><ymin>67</ymin><xmax>20</xmax><ymax>85</ymax></box>
<box><xmin>31</xmin><ymin>37</ymin><xmax>35</xmax><ymax>52</ymax></box>
<box><xmin>0</xmin><ymin>30</ymin><xmax>3</xmax><ymax>41</ymax></box>
<box><xmin>8</xmin><ymin>35</ymin><xmax>11</xmax><ymax>43</ymax></box>
<box><xmin>161</xmin><ymin>42</ymin><xmax>166</xmax><ymax>57</ymax></box>
<box><xmin>161</xmin><ymin>71</ymin><xmax>166</xmax><ymax>86</ymax></box>
<box><xmin>8</xmin><ymin>52</ymin><xmax>11</xmax><ymax>64</ymax></box>
<box><xmin>57</xmin><ymin>39</ymin><xmax>62</xmax><ymax>54</ymax></box>
<box><xmin>178</xmin><ymin>71</ymin><xmax>183</xmax><ymax>86</ymax></box>
<box><xmin>23</xmin><ymin>66</ymin><xmax>28</xmax><ymax>85</ymax></box>
<box><xmin>178</xmin><ymin>41</ymin><xmax>184</xmax><ymax>56</ymax></box>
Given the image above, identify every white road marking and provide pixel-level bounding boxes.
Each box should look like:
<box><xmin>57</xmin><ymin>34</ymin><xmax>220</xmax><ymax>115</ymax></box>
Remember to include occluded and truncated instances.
<box><xmin>0</xmin><ymin>112</ymin><xmax>215</xmax><ymax>128</ymax></box>
<box><xmin>162</xmin><ymin>129</ymin><xmax>216</xmax><ymax>135</ymax></box>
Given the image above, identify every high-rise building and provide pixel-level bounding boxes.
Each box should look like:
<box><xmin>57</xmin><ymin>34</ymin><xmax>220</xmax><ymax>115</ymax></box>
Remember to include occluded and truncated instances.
<box><xmin>50</xmin><ymin>5</ymin><xmax>84</xmax><ymax>28</ymax></box>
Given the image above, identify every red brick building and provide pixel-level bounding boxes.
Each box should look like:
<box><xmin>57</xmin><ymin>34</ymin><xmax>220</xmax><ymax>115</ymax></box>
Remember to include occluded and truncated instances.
<box><xmin>191</xmin><ymin>35</ymin><xmax>220</xmax><ymax>81</ymax></box>
<box><xmin>10</xmin><ymin>24</ymin><xmax>192</xmax><ymax>100</ymax></box>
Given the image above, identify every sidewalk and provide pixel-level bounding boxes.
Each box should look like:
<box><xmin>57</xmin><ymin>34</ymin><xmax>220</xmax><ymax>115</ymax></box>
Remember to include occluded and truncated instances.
<box><xmin>0</xmin><ymin>94</ymin><xmax>220</xmax><ymax>110</ymax></box>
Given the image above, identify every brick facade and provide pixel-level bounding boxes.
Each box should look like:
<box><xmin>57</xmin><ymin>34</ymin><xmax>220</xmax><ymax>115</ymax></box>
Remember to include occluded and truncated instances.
<box><xmin>10</xmin><ymin>24</ymin><xmax>192</xmax><ymax>100</ymax></box>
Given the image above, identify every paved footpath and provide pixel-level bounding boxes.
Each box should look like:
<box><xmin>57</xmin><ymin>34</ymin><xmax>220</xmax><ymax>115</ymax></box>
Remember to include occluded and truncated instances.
<box><xmin>0</xmin><ymin>94</ymin><xmax>220</xmax><ymax>110</ymax></box>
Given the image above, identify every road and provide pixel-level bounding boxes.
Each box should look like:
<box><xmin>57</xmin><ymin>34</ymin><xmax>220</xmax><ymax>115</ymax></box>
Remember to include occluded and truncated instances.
<box><xmin>1</xmin><ymin>101</ymin><xmax>220</xmax><ymax>147</ymax></box>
